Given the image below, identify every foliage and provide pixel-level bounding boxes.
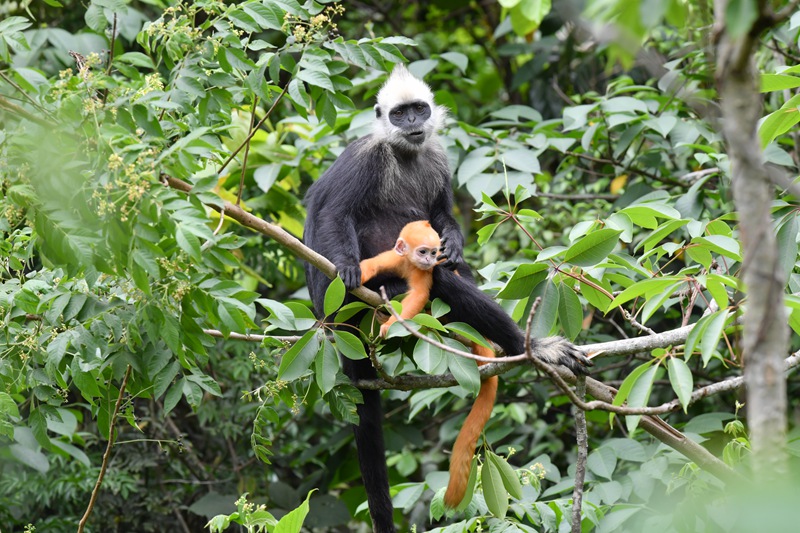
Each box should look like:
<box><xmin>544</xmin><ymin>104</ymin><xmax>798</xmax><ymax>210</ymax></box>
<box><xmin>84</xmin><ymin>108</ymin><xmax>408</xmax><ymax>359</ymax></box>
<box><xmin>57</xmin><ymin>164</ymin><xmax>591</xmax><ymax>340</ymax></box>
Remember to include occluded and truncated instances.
<box><xmin>1</xmin><ymin>0</ymin><xmax>799</xmax><ymax>532</ymax></box>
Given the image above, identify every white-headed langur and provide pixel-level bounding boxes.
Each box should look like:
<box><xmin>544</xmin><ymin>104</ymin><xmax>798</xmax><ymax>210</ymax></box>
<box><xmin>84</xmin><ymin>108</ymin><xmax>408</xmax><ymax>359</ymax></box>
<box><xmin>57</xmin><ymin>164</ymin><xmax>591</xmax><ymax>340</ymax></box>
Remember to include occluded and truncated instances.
<box><xmin>303</xmin><ymin>64</ymin><xmax>591</xmax><ymax>532</ymax></box>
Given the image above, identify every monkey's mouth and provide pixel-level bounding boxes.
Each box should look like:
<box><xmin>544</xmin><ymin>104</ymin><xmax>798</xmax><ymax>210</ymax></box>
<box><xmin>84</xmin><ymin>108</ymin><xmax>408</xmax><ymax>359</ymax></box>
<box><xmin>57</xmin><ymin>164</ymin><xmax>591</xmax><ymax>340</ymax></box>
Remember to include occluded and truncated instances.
<box><xmin>406</xmin><ymin>131</ymin><xmax>425</xmax><ymax>144</ymax></box>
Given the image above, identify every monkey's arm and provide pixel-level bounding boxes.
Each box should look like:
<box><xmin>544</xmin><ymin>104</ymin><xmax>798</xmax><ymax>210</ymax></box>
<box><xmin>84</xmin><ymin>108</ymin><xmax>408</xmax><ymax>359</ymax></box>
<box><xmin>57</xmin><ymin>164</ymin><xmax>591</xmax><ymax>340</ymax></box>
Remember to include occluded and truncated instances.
<box><xmin>359</xmin><ymin>251</ymin><xmax>402</xmax><ymax>284</ymax></box>
<box><xmin>429</xmin><ymin>188</ymin><xmax>465</xmax><ymax>269</ymax></box>
<box><xmin>379</xmin><ymin>269</ymin><xmax>432</xmax><ymax>336</ymax></box>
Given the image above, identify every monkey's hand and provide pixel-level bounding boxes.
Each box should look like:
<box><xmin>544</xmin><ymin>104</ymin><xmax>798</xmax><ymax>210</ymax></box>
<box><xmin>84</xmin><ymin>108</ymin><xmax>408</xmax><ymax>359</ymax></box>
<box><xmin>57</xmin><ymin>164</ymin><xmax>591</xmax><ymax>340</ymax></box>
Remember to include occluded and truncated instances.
<box><xmin>338</xmin><ymin>264</ymin><xmax>362</xmax><ymax>291</ymax></box>
<box><xmin>438</xmin><ymin>236</ymin><xmax>463</xmax><ymax>270</ymax></box>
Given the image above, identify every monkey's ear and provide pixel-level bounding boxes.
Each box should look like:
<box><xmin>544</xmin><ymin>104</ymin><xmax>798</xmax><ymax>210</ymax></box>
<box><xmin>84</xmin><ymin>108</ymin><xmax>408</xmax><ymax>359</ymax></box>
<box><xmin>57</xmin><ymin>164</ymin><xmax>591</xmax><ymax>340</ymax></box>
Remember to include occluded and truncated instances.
<box><xmin>374</xmin><ymin>104</ymin><xmax>382</xmax><ymax>118</ymax></box>
<box><xmin>394</xmin><ymin>238</ymin><xmax>408</xmax><ymax>256</ymax></box>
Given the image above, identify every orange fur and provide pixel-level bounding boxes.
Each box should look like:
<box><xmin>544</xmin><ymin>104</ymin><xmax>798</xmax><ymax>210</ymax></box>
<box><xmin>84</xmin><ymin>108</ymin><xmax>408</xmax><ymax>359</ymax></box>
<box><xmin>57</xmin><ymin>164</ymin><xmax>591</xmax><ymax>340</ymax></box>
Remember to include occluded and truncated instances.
<box><xmin>360</xmin><ymin>221</ymin><xmax>439</xmax><ymax>336</ymax></box>
<box><xmin>360</xmin><ymin>221</ymin><xmax>498</xmax><ymax>508</ymax></box>
<box><xmin>443</xmin><ymin>341</ymin><xmax>497</xmax><ymax>508</ymax></box>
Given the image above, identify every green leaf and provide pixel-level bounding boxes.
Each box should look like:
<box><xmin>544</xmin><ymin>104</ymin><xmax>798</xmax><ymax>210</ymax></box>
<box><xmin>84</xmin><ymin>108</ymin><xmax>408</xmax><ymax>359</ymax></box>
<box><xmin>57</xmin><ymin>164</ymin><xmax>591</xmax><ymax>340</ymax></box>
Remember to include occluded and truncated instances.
<box><xmin>625</xmin><ymin>365</ymin><xmax>659</xmax><ymax>433</ymax></box>
<box><xmin>498</xmin><ymin>263</ymin><xmax>549</xmax><ymax>299</ymax></box>
<box><xmin>761</xmin><ymin>74</ymin><xmax>800</xmax><ymax>93</ymax></box>
<box><xmin>610</xmin><ymin>360</ymin><xmax>655</xmax><ymax>427</ymax></box>
<box><xmin>454</xmin><ymin>456</ymin><xmax>479</xmax><ymax>511</ymax></box>
<box><xmin>639</xmin><ymin>219</ymin><xmax>689</xmax><ymax>253</ymax></box>
<box><xmin>439</xmin><ymin>51</ymin><xmax>468</xmax><ymax>73</ymax></box>
<box><xmin>163</xmin><ymin>379</ymin><xmax>184</xmax><ymax>415</ymax></box>
<box><xmin>700</xmin><ymin>310</ymin><xmax>729</xmax><ymax>365</ymax></box>
<box><xmin>586</xmin><ymin>446</ymin><xmax>617</xmax><ymax>480</ymax></box>
<box><xmin>481</xmin><ymin>457</ymin><xmax>508</xmax><ymax>518</ymax></box>
<box><xmin>176</xmin><ymin>224</ymin><xmax>202</xmax><ymax>260</ymax></box>
<box><xmin>759</xmin><ymin>94</ymin><xmax>800</xmax><ymax>147</ymax></box>
<box><xmin>332</xmin><ymin>330</ymin><xmax>367</xmax><ymax>360</ymax></box>
<box><xmin>413</xmin><ymin>338</ymin><xmax>448</xmax><ymax>374</ymax></box>
<box><xmin>557</xmin><ymin>283</ymin><xmax>583</xmax><ymax>340</ymax></box>
<box><xmin>691</xmin><ymin>235</ymin><xmax>742</xmax><ymax>261</ymax></box>
<box><xmin>608</xmin><ymin>276</ymin><xmax>684</xmax><ymax>310</ymax></box>
<box><xmin>278</xmin><ymin>330</ymin><xmax>321</xmax><ymax>381</ymax></box>
<box><xmin>274</xmin><ymin>489</ymin><xmax>316</xmax><ymax>533</ymax></box>
<box><xmin>297</xmin><ymin>69</ymin><xmax>333</xmax><ymax>92</ymax></box>
<box><xmin>412</xmin><ymin>313</ymin><xmax>447</xmax><ymax>331</ymax></box>
<box><xmin>563</xmin><ymin>229</ymin><xmax>621</xmax><ymax>267</ymax></box>
<box><xmin>324</xmin><ymin>276</ymin><xmax>346</xmax><ymax>317</ymax></box>
<box><xmin>447</xmin><ymin>351</ymin><xmax>480</xmax><ymax>396</ymax></box>
<box><xmin>502</xmin><ymin>149</ymin><xmax>540</xmax><ymax>174</ymax></box>
<box><xmin>314</xmin><ymin>340</ymin><xmax>339</xmax><ymax>395</ymax></box>
<box><xmin>444</xmin><ymin>322</ymin><xmax>491</xmax><ymax>347</ymax></box>
<box><xmin>487</xmin><ymin>451</ymin><xmax>523</xmax><ymax>499</ymax></box>
<box><xmin>667</xmin><ymin>358</ymin><xmax>693</xmax><ymax>412</ymax></box>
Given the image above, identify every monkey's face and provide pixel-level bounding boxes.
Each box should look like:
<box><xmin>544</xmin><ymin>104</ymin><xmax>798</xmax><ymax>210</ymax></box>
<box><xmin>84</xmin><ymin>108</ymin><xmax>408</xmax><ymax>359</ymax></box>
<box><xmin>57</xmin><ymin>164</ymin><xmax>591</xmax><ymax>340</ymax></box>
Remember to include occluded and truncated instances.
<box><xmin>387</xmin><ymin>100</ymin><xmax>433</xmax><ymax>146</ymax></box>
<box><xmin>375</xmin><ymin>100</ymin><xmax>437</xmax><ymax>150</ymax></box>
<box><xmin>411</xmin><ymin>244</ymin><xmax>440</xmax><ymax>270</ymax></box>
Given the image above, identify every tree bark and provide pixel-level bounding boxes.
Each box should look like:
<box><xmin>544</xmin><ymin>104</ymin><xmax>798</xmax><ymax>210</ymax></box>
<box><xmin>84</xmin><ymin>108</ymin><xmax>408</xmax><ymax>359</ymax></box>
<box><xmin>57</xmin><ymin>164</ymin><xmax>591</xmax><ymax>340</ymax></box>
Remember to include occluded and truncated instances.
<box><xmin>714</xmin><ymin>0</ymin><xmax>789</xmax><ymax>478</ymax></box>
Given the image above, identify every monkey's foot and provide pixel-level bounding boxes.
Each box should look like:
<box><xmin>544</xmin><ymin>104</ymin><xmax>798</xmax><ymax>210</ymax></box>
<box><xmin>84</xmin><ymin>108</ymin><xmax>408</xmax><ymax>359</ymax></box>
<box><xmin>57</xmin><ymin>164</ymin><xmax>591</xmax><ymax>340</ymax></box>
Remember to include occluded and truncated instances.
<box><xmin>532</xmin><ymin>336</ymin><xmax>593</xmax><ymax>375</ymax></box>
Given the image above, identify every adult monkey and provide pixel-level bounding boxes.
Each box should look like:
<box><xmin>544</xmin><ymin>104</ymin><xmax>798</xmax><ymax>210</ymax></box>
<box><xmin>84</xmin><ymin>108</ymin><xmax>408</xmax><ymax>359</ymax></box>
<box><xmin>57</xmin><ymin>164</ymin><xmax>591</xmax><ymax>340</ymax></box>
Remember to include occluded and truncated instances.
<box><xmin>304</xmin><ymin>65</ymin><xmax>590</xmax><ymax>532</ymax></box>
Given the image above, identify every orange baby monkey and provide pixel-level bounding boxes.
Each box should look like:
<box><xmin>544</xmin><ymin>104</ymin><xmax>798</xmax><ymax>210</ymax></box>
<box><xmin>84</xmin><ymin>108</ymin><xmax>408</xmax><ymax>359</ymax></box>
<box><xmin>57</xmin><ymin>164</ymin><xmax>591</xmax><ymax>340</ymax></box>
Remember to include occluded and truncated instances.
<box><xmin>359</xmin><ymin>220</ymin><xmax>497</xmax><ymax>509</ymax></box>
<box><xmin>360</xmin><ymin>220</ymin><xmax>442</xmax><ymax>337</ymax></box>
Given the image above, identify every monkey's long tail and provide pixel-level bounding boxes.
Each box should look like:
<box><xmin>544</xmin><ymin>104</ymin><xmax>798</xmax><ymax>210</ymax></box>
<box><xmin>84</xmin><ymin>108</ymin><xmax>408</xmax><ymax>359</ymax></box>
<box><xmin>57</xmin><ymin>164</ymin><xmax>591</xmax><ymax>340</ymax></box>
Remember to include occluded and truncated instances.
<box><xmin>443</xmin><ymin>342</ymin><xmax>498</xmax><ymax>509</ymax></box>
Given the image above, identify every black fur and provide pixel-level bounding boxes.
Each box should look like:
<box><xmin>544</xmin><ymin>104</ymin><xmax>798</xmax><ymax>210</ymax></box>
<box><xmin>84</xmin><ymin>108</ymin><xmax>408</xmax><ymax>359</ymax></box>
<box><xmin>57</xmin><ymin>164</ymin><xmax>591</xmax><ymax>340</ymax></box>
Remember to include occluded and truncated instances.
<box><xmin>304</xmin><ymin>129</ymin><xmax>590</xmax><ymax>532</ymax></box>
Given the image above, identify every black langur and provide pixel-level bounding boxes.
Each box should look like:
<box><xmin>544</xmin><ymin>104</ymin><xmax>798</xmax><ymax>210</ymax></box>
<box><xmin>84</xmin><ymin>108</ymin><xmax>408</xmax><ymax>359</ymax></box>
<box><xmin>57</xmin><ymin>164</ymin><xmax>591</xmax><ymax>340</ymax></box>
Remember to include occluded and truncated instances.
<box><xmin>303</xmin><ymin>64</ymin><xmax>590</xmax><ymax>532</ymax></box>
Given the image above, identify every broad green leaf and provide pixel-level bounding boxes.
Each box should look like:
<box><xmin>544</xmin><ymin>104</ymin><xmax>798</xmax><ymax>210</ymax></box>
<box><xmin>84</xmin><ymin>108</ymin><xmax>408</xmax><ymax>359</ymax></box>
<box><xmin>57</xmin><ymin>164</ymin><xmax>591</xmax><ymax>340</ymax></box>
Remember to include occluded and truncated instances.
<box><xmin>413</xmin><ymin>338</ymin><xmax>447</xmax><ymax>374</ymax></box>
<box><xmin>444</xmin><ymin>322</ymin><xmax>491</xmax><ymax>348</ymax></box>
<box><xmin>691</xmin><ymin>235</ymin><xmax>742</xmax><ymax>261</ymax></box>
<box><xmin>700</xmin><ymin>310</ymin><xmax>729</xmax><ymax>365</ymax></box>
<box><xmin>324</xmin><ymin>276</ymin><xmax>346</xmax><ymax>317</ymax></box>
<box><xmin>776</xmin><ymin>213</ymin><xmax>799</xmax><ymax>279</ymax></box>
<box><xmin>487</xmin><ymin>451</ymin><xmax>523</xmax><ymax>499</ymax></box>
<box><xmin>640</xmin><ymin>282</ymin><xmax>682</xmax><ymax>324</ymax></box>
<box><xmin>531</xmin><ymin>280</ymin><xmax>560</xmax><ymax>339</ymax></box>
<box><xmin>498</xmin><ymin>263</ymin><xmax>549</xmax><ymax>299</ymax></box>
<box><xmin>412</xmin><ymin>313</ymin><xmax>447</xmax><ymax>331</ymax></box>
<box><xmin>608</xmin><ymin>276</ymin><xmax>684</xmax><ymax>310</ymax></box>
<box><xmin>563</xmin><ymin>229</ymin><xmax>622</xmax><ymax>267</ymax></box>
<box><xmin>502</xmin><ymin>149</ymin><xmax>540</xmax><ymax>174</ymax></box>
<box><xmin>176</xmin><ymin>224</ymin><xmax>202</xmax><ymax>260</ymax></box>
<box><xmin>454</xmin><ymin>456</ymin><xmax>479</xmax><ymax>511</ymax></box>
<box><xmin>625</xmin><ymin>365</ymin><xmax>659</xmax><ymax>433</ymax></box>
<box><xmin>761</xmin><ymin>74</ymin><xmax>800</xmax><ymax>93</ymax></box>
<box><xmin>481</xmin><ymin>457</ymin><xmax>508</xmax><ymax>519</ymax></box>
<box><xmin>274</xmin><ymin>489</ymin><xmax>316</xmax><ymax>533</ymax></box>
<box><xmin>759</xmin><ymin>94</ymin><xmax>800</xmax><ymax>147</ymax></box>
<box><xmin>439</xmin><ymin>51</ymin><xmax>468</xmax><ymax>72</ymax></box>
<box><xmin>638</xmin><ymin>219</ymin><xmax>689</xmax><ymax>253</ymax></box>
<box><xmin>447</xmin><ymin>352</ymin><xmax>480</xmax><ymax>396</ymax></box>
<box><xmin>314</xmin><ymin>339</ymin><xmax>339</xmax><ymax>394</ymax></box>
<box><xmin>332</xmin><ymin>330</ymin><xmax>367</xmax><ymax>360</ymax></box>
<box><xmin>430</xmin><ymin>298</ymin><xmax>451</xmax><ymax>318</ymax></box>
<box><xmin>667</xmin><ymin>358</ymin><xmax>693</xmax><ymax>412</ymax></box>
<box><xmin>557</xmin><ymin>283</ymin><xmax>582</xmax><ymax>340</ymax></box>
<box><xmin>609</xmin><ymin>360</ymin><xmax>655</xmax><ymax>427</ymax></box>
<box><xmin>278</xmin><ymin>330</ymin><xmax>320</xmax><ymax>381</ymax></box>
<box><xmin>586</xmin><ymin>446</ymin><xmax>617</xmax><ymax>480</ymax></box>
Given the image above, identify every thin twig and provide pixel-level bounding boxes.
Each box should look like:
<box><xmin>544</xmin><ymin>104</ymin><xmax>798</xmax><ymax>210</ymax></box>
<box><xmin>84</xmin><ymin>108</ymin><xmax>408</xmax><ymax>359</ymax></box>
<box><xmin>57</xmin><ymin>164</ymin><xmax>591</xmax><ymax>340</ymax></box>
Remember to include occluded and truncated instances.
<box><xmin>77</xmin><ymin>365</ymin><xmax>132</xmax><ymax>533</ymax></box>
<box><xmin>218</xmin><ymin>84</ymin><xmax>289</xmax><ymax>175</ymax></box>
<box><xmin>0</xmin><ymin>72</ymin><xmax>51</xmax><ymax>116</ymax></box>
<box><xmin>236</xmin><ymin>96</ymin><xmax>259</xmax><ymax>206</ymax></box>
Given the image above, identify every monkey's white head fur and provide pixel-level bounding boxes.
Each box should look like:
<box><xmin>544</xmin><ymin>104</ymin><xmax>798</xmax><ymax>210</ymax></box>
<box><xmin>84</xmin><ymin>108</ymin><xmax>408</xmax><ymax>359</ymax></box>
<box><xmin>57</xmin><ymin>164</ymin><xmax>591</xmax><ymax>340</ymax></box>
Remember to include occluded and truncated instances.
<box><xmin>373</xmin><ymin>64</ymin><xmax>447</xmax><ymax>148</ymax></box>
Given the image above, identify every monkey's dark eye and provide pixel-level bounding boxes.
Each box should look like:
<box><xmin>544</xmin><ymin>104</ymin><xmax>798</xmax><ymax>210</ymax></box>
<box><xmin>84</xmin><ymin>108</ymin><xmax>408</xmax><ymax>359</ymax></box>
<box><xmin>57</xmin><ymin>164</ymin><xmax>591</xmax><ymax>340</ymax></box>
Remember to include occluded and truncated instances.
<box><xmin>393</xmin><ymin>109</ymin><xmax>403</xmax><ymax>118</ymax></box>
<box><xmin>415</xmin><ymin>104</ymin><xmax>424</xmax><ymax>112</ymax></box>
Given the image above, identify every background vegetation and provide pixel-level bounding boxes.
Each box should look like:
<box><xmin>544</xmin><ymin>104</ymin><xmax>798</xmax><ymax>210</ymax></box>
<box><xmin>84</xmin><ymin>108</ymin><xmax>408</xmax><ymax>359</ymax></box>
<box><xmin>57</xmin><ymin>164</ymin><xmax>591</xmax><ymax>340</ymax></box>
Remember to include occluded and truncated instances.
<box><xmin>1</xmin><ymin>0</ymin><xmax>799</xmax><ymax>531</ymax></box>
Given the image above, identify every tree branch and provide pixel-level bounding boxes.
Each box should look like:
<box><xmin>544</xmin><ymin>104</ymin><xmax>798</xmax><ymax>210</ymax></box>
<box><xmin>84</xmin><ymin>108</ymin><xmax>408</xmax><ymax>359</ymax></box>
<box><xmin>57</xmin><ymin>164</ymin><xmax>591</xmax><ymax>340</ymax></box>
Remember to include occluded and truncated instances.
<box><xmin>78</xmin><ymin>365</ymin><xmax>132</xmax><ymax>533</ymax></box>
